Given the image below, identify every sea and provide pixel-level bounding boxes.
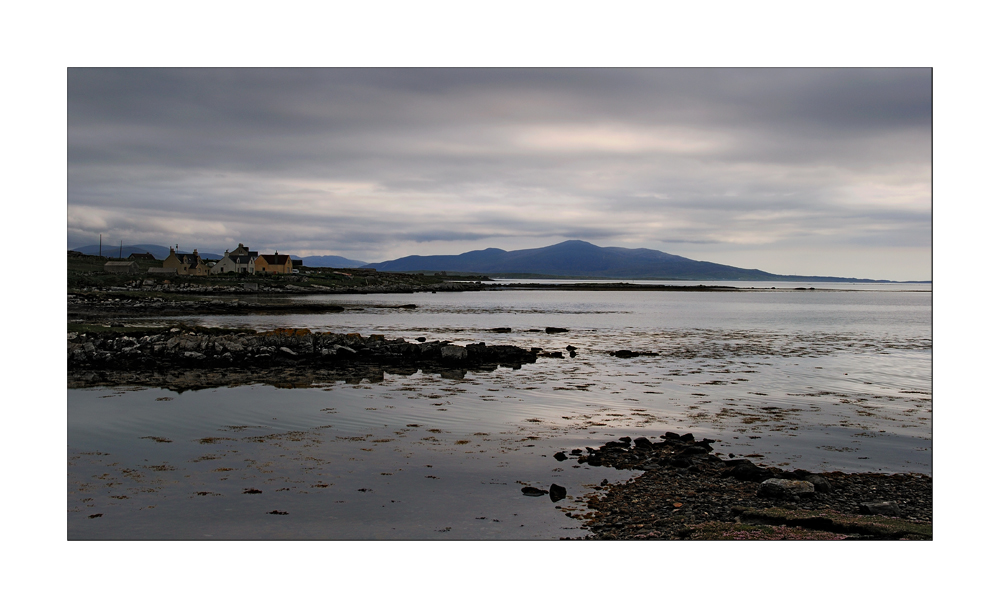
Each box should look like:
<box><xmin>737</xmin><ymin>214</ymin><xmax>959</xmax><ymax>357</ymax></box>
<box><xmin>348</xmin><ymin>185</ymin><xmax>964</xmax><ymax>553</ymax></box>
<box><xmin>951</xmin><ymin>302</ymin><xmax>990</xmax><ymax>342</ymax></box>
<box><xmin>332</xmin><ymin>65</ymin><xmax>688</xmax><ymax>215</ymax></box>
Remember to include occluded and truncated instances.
<box><xmin>67</xmin><ymin>281</ymin><xmax>931</xmax><ymax>539</ymax></box>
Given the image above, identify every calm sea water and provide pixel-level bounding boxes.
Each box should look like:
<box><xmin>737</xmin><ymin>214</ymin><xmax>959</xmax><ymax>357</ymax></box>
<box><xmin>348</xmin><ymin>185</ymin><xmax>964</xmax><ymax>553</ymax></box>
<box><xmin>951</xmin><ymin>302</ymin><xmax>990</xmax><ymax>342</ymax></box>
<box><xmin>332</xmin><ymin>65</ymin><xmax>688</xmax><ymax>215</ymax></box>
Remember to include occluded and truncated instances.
<box><xmin>68</xmin><ymin>284</ymin><xmax>931</xmax><ymax>539</ymax></box>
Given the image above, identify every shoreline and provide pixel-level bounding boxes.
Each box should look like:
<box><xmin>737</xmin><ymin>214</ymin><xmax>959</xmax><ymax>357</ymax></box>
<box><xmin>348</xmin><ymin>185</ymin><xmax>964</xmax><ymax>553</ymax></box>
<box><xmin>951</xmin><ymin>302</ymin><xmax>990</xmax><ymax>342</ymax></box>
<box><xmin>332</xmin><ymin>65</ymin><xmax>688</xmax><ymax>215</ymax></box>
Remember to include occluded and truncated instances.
<box><xmin>570</xmin><ymin>432</ymin><xmax>931</xmax><ymax>540</ymax></box>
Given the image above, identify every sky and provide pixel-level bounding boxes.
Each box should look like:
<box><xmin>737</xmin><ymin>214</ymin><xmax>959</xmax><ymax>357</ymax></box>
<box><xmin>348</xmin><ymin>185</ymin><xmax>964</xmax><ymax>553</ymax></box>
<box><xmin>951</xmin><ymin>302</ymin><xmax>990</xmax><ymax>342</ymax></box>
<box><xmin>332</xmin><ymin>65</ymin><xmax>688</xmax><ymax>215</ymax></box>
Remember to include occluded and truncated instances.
<box><xmin>67</xmin><ymin>68</ymin><xmax>931</xmax><ymax>280</ymax></box>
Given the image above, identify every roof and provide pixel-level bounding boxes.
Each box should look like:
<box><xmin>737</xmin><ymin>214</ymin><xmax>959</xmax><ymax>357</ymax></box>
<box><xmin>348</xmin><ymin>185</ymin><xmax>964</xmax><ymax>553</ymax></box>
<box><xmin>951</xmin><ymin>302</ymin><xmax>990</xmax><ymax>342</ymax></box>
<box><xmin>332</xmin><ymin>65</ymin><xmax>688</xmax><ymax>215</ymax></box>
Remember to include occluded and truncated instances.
<box><xmin>128</xmin><ymin>252</ymin><xmax>156</xmax><ymax>260</ymax></box>
<box><xmin>231</xmin><ymin>255</ymin><xmax>254</xmax><ymax>264</ymax></box>
<box><xmin>259</xmin><ymin>254</ymin><xmax>291</xmax><ymax>265</ymax></box>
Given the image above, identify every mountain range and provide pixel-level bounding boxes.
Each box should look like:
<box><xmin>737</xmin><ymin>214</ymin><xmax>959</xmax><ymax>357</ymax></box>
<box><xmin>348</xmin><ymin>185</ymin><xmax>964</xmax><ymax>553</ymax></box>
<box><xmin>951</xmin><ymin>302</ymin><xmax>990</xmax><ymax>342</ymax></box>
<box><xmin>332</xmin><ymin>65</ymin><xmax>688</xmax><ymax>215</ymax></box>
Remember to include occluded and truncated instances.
<box><xmin>71</xmin><ymin>240</ymin><xmax>904</xmax><ymax>281</ymax></box>
<box><xmin>364</xmin><ymin>240</ymin><xmax>892</xmax><ymax>282</ymax></box>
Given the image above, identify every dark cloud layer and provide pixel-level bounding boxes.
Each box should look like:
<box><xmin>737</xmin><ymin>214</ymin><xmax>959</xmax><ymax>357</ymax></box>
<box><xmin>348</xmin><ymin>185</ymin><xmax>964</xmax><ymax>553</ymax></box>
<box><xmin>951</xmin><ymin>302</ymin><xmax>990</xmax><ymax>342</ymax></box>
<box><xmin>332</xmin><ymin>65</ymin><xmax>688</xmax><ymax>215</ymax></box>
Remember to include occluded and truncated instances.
<box><xmin>68</xmin><ymin>68</ymin><xmax>931</xmax><ymax>279</ymax></box>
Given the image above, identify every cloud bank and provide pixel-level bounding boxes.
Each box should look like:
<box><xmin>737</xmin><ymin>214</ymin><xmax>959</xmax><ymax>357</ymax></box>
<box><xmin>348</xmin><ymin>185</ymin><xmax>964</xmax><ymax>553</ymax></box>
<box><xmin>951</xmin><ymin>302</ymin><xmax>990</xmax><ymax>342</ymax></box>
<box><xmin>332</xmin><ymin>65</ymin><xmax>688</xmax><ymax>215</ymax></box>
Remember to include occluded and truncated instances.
<box><xmin>68</xmin><ymin>68</ymin><xmax>931</xmax><ymax>280</ymax></box>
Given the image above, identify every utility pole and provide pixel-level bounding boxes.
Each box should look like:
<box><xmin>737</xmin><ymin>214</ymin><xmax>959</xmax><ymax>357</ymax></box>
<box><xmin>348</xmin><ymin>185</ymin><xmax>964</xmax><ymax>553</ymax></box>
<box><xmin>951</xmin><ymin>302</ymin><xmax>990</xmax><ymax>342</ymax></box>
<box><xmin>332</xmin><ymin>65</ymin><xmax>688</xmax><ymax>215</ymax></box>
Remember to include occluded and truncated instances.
<box><xmin>119</xmin><ymin>240</ymin><xmax>123</xmax><ymax>260</ymax></box>
<box><xmin>99</xmin><ymin>234</ymin><xmax>102</xmax><ymax>258</ymax></box>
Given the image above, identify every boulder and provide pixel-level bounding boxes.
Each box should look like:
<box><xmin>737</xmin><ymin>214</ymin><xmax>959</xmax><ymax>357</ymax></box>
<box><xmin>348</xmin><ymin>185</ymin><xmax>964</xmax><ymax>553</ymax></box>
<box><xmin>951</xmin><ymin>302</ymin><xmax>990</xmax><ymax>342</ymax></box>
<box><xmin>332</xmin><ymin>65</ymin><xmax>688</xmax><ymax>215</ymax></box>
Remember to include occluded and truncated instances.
<box><xmin>803</xmin><ymin>474</ymin><xmax>832</xmax><ymax>493</ymax></box>
<box><xmin>545</xmin><ymin>327</ymin><xmax>568</xmax><ymax>333</ymax></box>
<box><xmin>521</xmin><ymin>487</ymin><xmax>547</xmax><ymax>497</ymax></box>
<box><xmin>680</xmin><ymin>445</ymin><xmax>709</xmax><ymax>456</ymax></box>
<box><xmin>549</xmin><ymin>484</ymin><xmax>567</xmax><ymax>502</ymax></box>
<box><xmin>758</xmin><ymin>478</ymin><xmax>816</xmax><ymax>499</ymax></box>
<box><xmin>441</xmin><ymin>345</ymin><xmax>468</xmax><ymax>360</ymax></box>
<box><xmin>553</xmin><ymin>452</ymin><xmax>568</xmax><ymax>461</ymax></box>
<box><xmin>279</xmin><ymin>347</ymin><xmax>297</xmax><ymax>356</ymax></box>
<box><xmin>633</xmin><ymin>437</ymin><xmax>653</xmax><ymax>450</ymax></box>
<box><xmin>722</xmin><ymin>460</ymin><xmax>773</xmax><ymax>482</ymax></box>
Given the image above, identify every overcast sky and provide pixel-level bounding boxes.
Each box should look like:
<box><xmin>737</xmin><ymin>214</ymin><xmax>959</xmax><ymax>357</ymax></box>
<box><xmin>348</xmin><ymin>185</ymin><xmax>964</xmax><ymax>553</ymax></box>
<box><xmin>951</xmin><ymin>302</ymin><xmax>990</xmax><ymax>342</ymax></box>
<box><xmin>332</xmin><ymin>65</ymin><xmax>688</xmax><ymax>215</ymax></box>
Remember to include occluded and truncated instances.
<box><xmin>67</xmin><ymin>68</ymin><xmax>930</xmax><ymax>280</ymax></box>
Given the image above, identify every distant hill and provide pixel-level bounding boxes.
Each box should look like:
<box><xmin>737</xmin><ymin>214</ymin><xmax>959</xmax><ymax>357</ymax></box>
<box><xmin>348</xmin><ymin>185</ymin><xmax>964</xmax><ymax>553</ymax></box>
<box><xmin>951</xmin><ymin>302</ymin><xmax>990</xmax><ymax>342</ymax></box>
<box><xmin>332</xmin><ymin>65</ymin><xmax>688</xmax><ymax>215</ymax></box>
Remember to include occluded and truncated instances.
<box><xmin>71</xmin><ymin>244</ymin><xmax>225</xmax><ymax>260</ymax></box>
<box><xmin>71</xmin><ymin>244</ymin><xmax>172</xmax><ymax>259</ymax></box>
<box><xmin>294</xmin><ymin>254</ymin><xmax>368</xmax><ymax>268</ymax></box>
<box><xmin>364</xmin><ymin>240</ymin><xmax>888</xmax><ymax>282</ymax></box>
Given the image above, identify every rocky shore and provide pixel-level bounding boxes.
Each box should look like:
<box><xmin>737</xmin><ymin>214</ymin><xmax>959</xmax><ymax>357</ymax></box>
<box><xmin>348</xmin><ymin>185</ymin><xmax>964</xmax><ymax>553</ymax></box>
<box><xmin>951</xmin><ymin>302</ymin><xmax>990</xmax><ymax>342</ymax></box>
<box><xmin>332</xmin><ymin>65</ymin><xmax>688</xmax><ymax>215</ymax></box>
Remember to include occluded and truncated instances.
<box><xmin>565</xmin><ymin>432</ymin><xmax>931</xmax><ymax>540</ymax></box>
<box><xmin>67</xmin><ymin>326</ymin><xmax>542</xmax><ymax>389</ymax></box>
<box><xmin>67</xmin><ymin>292</ymin><xmax>351</xmax><ymax>320</ymax></box>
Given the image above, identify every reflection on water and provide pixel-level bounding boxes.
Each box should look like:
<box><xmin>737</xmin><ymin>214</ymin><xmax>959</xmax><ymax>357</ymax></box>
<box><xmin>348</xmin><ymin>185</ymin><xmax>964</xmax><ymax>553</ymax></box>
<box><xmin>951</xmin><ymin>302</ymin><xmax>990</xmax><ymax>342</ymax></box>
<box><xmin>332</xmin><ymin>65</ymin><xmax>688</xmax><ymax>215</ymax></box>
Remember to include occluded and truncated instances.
<box><xmin>69</xmin><ymin>289</ymin><xmax>930</xmax><ymax>539</ymax></box>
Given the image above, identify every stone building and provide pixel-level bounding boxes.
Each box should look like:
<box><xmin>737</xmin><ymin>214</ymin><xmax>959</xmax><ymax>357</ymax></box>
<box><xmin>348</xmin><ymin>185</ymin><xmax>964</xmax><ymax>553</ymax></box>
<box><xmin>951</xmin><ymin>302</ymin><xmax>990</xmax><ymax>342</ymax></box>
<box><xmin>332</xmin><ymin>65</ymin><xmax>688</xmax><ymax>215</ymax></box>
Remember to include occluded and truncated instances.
<box><xmin>104</xmin><ymin>260</ymin><xmax>139</xmax><ymax>274</ymax></box>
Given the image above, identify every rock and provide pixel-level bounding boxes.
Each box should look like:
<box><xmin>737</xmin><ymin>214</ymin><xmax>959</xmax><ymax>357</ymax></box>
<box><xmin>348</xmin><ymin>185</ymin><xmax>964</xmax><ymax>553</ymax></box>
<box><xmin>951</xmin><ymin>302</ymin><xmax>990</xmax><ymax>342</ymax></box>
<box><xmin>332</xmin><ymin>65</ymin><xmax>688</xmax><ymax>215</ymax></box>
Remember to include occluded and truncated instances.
<box><xmin>553</xmin><ymin>452</ymin><xmax>568</xmax><ymax>461</ymax></box>
<box><xmin>722</xmin><ymin>460</ymin><xmax>773</xmax><ymax>482</ymax></box>
<box><xmin>279</xmin><ymin>347</ymin><xmax>297</xmax><ymax>356</ymax></box>
<box><xmin>804</xmin><ymin>474</ymin><xmax>832</xmax><ymax>493</ymax></box>
<box><xmin>680</xmin><ymin>445</ymin><xmax>709</xmax><ymax>456</ymax></box>
<box><xmin>182</xmin><ymin>351</ymin><xmax>206</xmax><ymax>360</ymax></box>
<box><xmin>860</xmin><ymin>501</ymin><xmax>902</xmax><ymax>517</ymax></box>
<box><xmin>633</xmin><ymin>437</ymin><xmax>653</xmax><ymax>450</ymax></box>
<box><xmin>416</xmin><ymin>337</ymin><xmax>426</xmax><ymax>342</ymax></box>
<box><xmin>545</xmin><ymin>327</ymin><xmax>568</xmax><ymax>333</ymax></box>
<box><xmin>758</xmin><ymin>478</ymin><xmax>815</xmax><ymax>499</ymax></box>
<box><xmin>566</xmin><ymin>345</ymin><xmax>576</xmax><ymax>351</ymax></box>
<box><xmin>489</xmin><ymin>327</ymin><xmax>512</xmax><ymax>333</ymax></box>
<box><xmin>441</xmin><ymin>345</ymin><xmax>468</xmax><ymax>360</ymax></box>
<box><xmin>521</xmin><ymin>487</ymin><xmax>547</xmax><ymax>497</ymax></box>
<box><xmin>611</xmin><ymin>349</ymin><xmax>658</xmax><ymax>358</ymax></box>
<box><xmin>549</xmin><ymin>484</ymin><xmax>567</xmax><ymax>502</ymax></box>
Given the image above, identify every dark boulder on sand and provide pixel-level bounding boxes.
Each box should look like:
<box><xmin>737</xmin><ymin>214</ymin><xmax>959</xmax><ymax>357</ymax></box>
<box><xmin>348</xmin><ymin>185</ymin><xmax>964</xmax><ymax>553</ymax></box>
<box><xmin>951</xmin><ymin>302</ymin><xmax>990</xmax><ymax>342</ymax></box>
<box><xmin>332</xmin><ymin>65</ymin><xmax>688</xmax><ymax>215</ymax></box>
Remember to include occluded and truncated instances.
<box><xmin>721</xmin><ymin>460</ymin><xmax>774</xmax><ymax>482</ymax></box>
<box><xmin>549</xmin><ymin>484</ymin><xmax>567</xmax><ymax>502</ymax></box>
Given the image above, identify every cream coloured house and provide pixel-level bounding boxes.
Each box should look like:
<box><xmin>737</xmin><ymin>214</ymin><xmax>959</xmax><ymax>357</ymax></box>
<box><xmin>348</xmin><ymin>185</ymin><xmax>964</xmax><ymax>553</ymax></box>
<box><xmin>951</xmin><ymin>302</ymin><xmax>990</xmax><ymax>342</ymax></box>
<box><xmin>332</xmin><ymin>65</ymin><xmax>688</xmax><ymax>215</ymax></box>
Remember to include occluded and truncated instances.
<box><xmin>162</xmin><ymin>248</ymin><xmax>209</xmax><ymax>276</ymax></box>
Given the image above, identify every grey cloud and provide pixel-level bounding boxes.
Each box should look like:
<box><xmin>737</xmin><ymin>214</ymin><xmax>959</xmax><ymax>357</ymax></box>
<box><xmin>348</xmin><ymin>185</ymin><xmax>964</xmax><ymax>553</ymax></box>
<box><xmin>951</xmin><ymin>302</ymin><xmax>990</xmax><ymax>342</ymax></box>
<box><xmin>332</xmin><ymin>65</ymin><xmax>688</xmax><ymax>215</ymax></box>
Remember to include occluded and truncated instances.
<box><xmin>68</xmin><ymin>68</ymin><xmax>931</xmax><ymax>279</ymax></box>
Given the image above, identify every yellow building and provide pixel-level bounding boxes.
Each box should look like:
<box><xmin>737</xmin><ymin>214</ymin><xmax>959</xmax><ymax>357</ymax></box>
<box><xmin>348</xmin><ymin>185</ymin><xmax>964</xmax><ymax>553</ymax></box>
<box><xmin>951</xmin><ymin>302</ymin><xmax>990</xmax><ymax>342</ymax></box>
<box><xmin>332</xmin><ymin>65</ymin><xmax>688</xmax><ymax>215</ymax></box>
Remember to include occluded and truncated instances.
<box><xmin>162</xmin><ymin>248</ymin><xmax>209</xmax><ymax>276</ymax></box>
<box><xmin>255</xmin><ymin>252</ymin><xmax>293</xmax><ymax>274</ymax></box>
